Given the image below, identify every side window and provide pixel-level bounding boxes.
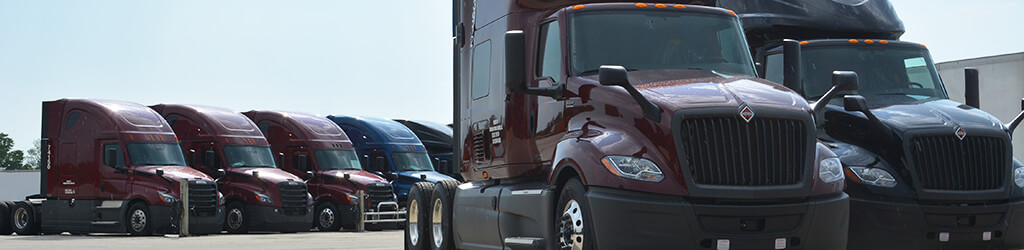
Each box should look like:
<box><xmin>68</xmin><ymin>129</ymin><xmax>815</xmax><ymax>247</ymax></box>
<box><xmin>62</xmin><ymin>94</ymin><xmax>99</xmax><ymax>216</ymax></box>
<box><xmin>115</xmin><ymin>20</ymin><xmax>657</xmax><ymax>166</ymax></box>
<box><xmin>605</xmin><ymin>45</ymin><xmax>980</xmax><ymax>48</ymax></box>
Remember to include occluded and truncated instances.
<box><xmin>763</xmin><ymin>53</ymin><xmax>785</xmax><ymax>85</ymax></box>
<box><xmin>537</xmin><ymin>20</ymin><xmax>561</xmax><ymax>80</ymax></box>
<box><xmin>293</xmin><ymin>151</ymin><xmax>310</xmax><ymax>171</ymax></box>
<box><xmin>904</xmin><ymin>57</ymin><xmax>937</xmax><ymax>89</ymax></box>
<box><xmin>65</xmin><ymin>112</ymin><xmax>81</xmax><ymax>130</ymax></box>
<box><xmin>102</xmin><ymin>144</ymin><xmax>124</xmax><ymax>168</ymax></box>
<box><xmin>471</xmin><ymin>41</ymin><xmax>492</xmax><ymax>100</ymax></box>
<box><xmin>200</xmin><ymin>145</ymin><xmax>220</xmax><ymax>170</ymax></box>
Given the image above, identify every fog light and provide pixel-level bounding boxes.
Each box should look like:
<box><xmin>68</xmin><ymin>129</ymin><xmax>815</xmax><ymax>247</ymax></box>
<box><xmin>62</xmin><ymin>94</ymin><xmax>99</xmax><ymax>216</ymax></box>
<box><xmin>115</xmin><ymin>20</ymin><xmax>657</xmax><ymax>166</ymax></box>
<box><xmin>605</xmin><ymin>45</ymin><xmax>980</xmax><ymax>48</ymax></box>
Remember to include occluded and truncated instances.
<box><xmin>774</xmin><ymin>238</ymin><xmax>786</xmax><ymax>249</ymax></box>
<box><xmin>939</xmin><ymin>232</ymin><xmax>949</xmax><ymax>242</ymax></box>
<box><xmin>716</xmin><ymin>239</ymin><xmax>730</xmax><ymax>250</ymax></box>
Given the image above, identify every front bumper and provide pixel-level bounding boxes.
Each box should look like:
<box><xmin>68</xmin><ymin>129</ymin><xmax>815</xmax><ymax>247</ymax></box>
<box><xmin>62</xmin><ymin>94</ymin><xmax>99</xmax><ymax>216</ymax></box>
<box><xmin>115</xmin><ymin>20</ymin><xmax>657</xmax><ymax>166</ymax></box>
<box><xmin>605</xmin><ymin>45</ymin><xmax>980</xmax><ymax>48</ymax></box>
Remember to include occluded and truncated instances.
<box><xmin>150</xmin><ymin>205</ymin><xmax>225</xmax><ymax>235</ymax></box>
<box><xmin>848</xmin><ymin>196</ymin><xmax>1024</xmax><ymax>249</ymax></box>
<box><xmin>245</xmin><ymin>204</ymin><xmax>313</xmax><ymax>232</ymax></box>
<box><xmin>587</xmin><ymin>187</ymin><xmax>849</xmax><ymax>249</ymax></box>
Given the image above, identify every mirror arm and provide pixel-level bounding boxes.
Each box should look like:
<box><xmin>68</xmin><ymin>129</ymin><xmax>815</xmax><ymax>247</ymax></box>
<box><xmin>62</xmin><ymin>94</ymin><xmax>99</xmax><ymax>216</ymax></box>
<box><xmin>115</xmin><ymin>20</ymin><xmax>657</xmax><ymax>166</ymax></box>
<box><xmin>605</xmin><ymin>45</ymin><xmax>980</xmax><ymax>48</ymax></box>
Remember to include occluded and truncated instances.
<box><xmin>813</xmin><ymin>86</ymin><xmax>841</xmax><ymax>124</ymax></box>
<box><xmin>620</xmin><ymin>84</ymin><xmax>661</xmax><ymax>122</ymax></box>
<box><xmin>1006</xmin><ymin>99</ymin><xmax>1024</xmax><ymax>135</ymax></box>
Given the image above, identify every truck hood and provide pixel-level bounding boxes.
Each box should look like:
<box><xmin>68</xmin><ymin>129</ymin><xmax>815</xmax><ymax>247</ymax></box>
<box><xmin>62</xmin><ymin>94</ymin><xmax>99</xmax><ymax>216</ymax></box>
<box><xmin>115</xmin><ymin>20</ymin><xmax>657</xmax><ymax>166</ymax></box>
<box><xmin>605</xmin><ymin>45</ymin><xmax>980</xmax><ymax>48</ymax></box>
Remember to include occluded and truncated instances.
<box><xmin>580</xmin><ymin>69</ymin><xmax>810</xmax><ymax>112</ymax></box>
<box><xmin>135</xmin><ymin>166</ymin><xmax>214</xmax><ymax>182</ymax></box>
<box><xmin>398</xmin><ymin>171</ymin><xmax>456</xmax><ymax>183</ymax></box>
<box><xmin>229</xmin><ymin>167</ymin><xmax>304</xmax><ymax>184</ymax></box>
<box><xmin>865</xmin><ymin>99</ymin><xmax>1005</xmax><ymax>132</ymax></box>
<box><xmin>322</xmin><ymin>169</ymin><xmax>388</xmax><ymax>186</ymax></box>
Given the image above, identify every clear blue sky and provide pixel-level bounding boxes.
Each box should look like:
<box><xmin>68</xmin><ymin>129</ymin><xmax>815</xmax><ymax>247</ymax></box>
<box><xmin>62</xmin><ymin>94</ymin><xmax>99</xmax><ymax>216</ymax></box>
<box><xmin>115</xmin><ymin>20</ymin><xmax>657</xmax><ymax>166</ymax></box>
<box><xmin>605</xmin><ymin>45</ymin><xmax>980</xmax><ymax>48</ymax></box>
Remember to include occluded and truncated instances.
<box><xmin>0</xmin><ymin>0</ymin><xmax>1021</xmax><ymax>153</ymax></box>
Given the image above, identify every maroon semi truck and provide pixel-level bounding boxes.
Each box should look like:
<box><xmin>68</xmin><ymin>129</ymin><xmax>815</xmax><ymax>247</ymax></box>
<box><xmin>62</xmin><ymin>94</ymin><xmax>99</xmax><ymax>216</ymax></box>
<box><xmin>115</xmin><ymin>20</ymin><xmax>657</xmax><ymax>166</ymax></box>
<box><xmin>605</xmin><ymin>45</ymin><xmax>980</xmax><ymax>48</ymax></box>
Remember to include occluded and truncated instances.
<box><xmin>243</xmin><ymin>110</ymin><xmax>404</xmax><ymax>231</ymax></box>
<box><xmin>150</xmin><ymin>104</ymin><xmax>313</xmax><ymax>233</ymax></box>
<box><xmin>404</xmin><ymin>1</ymin><xmax>850</xmax><ymax>249</ymax></box>
<box><xmin>4</xmin><ymin>99</ymin><xmax>224</xmax><ymax>236</ymax></box>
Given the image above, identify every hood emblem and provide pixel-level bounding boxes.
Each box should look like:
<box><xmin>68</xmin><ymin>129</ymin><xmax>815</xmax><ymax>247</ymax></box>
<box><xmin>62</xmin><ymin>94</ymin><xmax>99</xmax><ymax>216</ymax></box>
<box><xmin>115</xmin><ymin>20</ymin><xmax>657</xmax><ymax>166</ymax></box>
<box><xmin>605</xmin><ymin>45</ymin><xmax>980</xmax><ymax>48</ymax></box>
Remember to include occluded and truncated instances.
<box><xmin>739</xmin><ymin>105</ymin><xmax>755</xmax><ymax>123</ymax></box>
<box><xmin>955</xmin><ymin>126</ymin><xmax>966</xmax><ymax>140</ymax></box>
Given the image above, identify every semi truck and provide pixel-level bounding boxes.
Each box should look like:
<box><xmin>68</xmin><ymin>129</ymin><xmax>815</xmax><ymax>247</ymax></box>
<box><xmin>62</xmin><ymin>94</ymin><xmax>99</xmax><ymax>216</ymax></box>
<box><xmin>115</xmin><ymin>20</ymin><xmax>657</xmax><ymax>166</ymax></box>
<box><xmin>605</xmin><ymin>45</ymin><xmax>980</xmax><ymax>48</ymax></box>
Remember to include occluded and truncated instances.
<box><xmin>4</xmin><ymin>99</ymin><xmax>224</xmax><ymax>236</ymax></box>
<box><xmin>243</xmin><ymin>110</ymin><xmax>404</xmax><ymax>231</ymax></box>
<box><xmin>409</xmin><ymin>1</ymin><xmax>852</xmax><ymax>249</ymax></box>
<box><xmin>719</xmin><ymin>0</ymin><xmax>1024</xmax><ymax>248</ymax></box>
<box><xmin>394</xmin><ymin>119</ymin><xmax>461</xmax><ymax>181</ymax></box>
<box><xmin>326</xmin><ymin>115</ymin><xmax>456</xmax><ymax>206</ymax></box>
<box><xmin>151</xmin><ymin>104</ymin><xmax>313</xmax><ymax>233</ymax></box>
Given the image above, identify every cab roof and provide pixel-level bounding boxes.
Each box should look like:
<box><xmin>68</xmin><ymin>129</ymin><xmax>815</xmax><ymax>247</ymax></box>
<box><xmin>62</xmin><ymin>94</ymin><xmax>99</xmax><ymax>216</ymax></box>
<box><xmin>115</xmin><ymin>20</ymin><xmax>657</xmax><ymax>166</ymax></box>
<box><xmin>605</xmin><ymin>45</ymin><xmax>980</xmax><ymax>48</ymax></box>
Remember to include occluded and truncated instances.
<box><xmin>327</xmin><ymin>115</ymin><xmax>423</xmax><ymax>145</ymax></box>
<box><xmin>150</xmin><ymin>104</ymin><xmax>263</xmax><ymax>138</ymax></box>
<box><xmin>244</xmin><ymin>110</ymin><xmax>351</xmax><ymax>142</ymax></box>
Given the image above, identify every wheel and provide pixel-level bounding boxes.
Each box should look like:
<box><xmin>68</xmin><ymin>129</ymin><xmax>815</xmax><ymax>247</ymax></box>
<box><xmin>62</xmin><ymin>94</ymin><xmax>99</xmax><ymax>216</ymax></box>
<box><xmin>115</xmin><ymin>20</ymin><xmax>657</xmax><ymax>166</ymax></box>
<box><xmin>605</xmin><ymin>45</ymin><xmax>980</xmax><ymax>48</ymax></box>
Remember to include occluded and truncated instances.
<box><xmin>315</xmin><ymin>202</ymin><xmax>342</xmax><ymax>232</ymax></box>
<box><xmin>0</xmin><ymin>201</ymin><xmax>11</xmax><ymax>235</ymax></box>
<box><xmin>557</xmin><ymin>178</ymin><xmax>593</xmax><ymax>250</ymax></box>
<box><xmin>224</xmin><ymin>202</ymin><xmax>249</xmax><ymax>234</ymax></box>
<box><xmin>126</xmin><ymin>202</ymin><xmax>152</xmax><ymax>236</ymax></box>
<box><xmin>430</xmin><ymin>180</ymin><xmax>459</xmax><ymax>250</ymax></box>
<box><xmin>11</xmin><ymin>202</ymin><xmax>39</xmax><ymax>235</ymax></box>
<box><xmin>405</xmin><ymin>181</ymin><xmax>435</xmax><ymax>250</ymax></box>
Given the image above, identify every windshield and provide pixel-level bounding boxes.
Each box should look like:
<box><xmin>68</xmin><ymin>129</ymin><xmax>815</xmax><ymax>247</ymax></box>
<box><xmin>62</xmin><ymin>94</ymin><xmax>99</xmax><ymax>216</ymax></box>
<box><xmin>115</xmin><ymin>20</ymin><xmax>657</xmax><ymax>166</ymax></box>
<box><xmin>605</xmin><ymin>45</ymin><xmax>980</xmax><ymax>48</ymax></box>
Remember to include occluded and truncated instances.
<box><xmin>798</xmin><ymin>45</ymin><xmax>947</xmax><ymax>106</ymax></box>
<box><xmin>569</xmin><ymin>10</ymin><xmax>755</xmax><ymax>77</ymax></box>
<box><xmin>222</xmin><ymin>145</ymin><xmax>277</xmax><ymax>168</ymax></box>
<box><xmin>127</xmin><ymin>143</ymin><xmax>187</xmax><ymax>166</ymax></box>
<box><xmin>391</xmin><ymin>152</ymin><xmax>434</xmax><ymax>172</ymax></box>
<box><xmin>314</xmin><ymin>150</ymin><xmax>362</xmax><ymax>171</ymax></box>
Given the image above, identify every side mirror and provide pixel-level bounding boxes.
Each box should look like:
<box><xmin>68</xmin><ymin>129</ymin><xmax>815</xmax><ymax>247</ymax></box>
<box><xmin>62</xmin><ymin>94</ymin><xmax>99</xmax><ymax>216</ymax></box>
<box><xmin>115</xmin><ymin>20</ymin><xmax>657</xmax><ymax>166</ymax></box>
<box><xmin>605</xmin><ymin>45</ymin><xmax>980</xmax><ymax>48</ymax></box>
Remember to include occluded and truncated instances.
<box><xmin>389</xmin><ymin>172</ymin><xmax>399</xmax><ymax>180</ymax></box>
<box><xmin>216</xmin><ymin>169</ymin><xmax>226</xmax><ymax>178</ymax></box>
<box><xmin>843</xmin><ymin>95</ymin><xmax>870</xmax><ymax>112</ymax></box>
<box><xmin>599</xmin><ymin>65</ymin><xmax>661</xmax><ymax>122</ymax></box>
<box><xmin>104</xmin><ymin>148</ymin><xmax>118</xmax><ymax>168</ymax></box>
<box><xmin>1005</xmin><ymin>98</ymin><xmax>1024</xmax><ymax>134</ymax></box>
<box><xmin>252</xmin><ymin>170</ymin><xmax>259</xmax><ymax>178</ymax></box>
<box><xmin>433</xmin><ymin>157</ymin><xmax>440</xmax><ymax>168</ymax></box>
<box><xmin>202</xmin><ymin>150</ymin><xmax>217</xmax><ymax>169</ymax></box>
<box><xmin>419</xmin><ymin>174</ymin><xmax>427</xmax><ymax>180</ymax></box>
<box><xmin>362</xmin><ymin>155</ymin><xmax>370</xmax><ymax>170</ymax></box>
<box><xmin>155</xmin><ymin>169</ymin><xmax>164</xmax><ymax>177</ymax></box>
<box><xmin>305</xmin><ymin>171</ymin><xmax>314</xmax><ymax>179</ymax></box>
<box><xmin>782</xmin><ymin>39</ymin><xmax>803</xmax><ymax>95</ymax></box>
<box><xmin>965</xmin><ymin>68</ymin><xmax>980</xmax><ymax>109</ymax></box>
<box><xmin>297</xmin><ymin>155</ymin><xmax>309</xmax><ymax>171</ymax></box>
<box><xmin>505</xmin><ymin>30</ymin><xmax>564</xmax><ymax>98</ymax></box>
<box><xmin>813</xmin><ymin>71</ymin><xmax>860</xmax><ymax>126</ymax></box>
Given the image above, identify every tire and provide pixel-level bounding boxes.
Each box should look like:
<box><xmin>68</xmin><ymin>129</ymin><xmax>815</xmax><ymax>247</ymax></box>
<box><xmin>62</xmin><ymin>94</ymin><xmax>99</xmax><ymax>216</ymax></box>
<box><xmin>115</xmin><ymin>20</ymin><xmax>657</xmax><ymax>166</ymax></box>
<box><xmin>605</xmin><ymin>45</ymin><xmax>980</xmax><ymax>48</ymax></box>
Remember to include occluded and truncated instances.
<box><xmin>315</xmin><ymin>202</ymin><xmax>342</xmax><ymax>232</ymax></box>
<box><xmin>404</xmin><ymin>181</ymin><xmax>435</xmax><ymax>250</ymax></box>
<box><xmin>430</xmin><ymin>180</ymin><xmax>459</xmax><ymax>250</ymax></box>
<box><xmin>224</xmin><ymin>202</ymin><xmax>249</xmax><ymax>234</ymax></box>
<box><xmin>0</xmin><ymin>201</ymin><xmax>11</xmax><ymax>235</ymax></box>
<box><xmin>556</xmin><ymin>178</ymin><xmax>594</xmax><ymax>250</ymax></box>
<box><xmin>11</xmin><ymin>202</ymin><xmax>39</xmax><ymax>235</ymax></box>
<box><xmin>126</xmin><ymin>202</ymin><xmax>152</xmax><ymax>236</ymax></box>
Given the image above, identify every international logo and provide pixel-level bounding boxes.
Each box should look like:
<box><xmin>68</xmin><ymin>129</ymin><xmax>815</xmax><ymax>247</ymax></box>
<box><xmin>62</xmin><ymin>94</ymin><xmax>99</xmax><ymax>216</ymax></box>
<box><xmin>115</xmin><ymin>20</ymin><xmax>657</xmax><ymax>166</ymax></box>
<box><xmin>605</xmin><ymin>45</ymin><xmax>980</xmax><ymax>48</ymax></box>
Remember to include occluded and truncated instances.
<box><xmin>739</xmin><ymin>105</ymin><xmax>754</xmax><ymax>123</ymax></box>
<box><xmin>954</xmin><ymin>126</ymin><xmax>966</xmax><ymax>140</ymax></box>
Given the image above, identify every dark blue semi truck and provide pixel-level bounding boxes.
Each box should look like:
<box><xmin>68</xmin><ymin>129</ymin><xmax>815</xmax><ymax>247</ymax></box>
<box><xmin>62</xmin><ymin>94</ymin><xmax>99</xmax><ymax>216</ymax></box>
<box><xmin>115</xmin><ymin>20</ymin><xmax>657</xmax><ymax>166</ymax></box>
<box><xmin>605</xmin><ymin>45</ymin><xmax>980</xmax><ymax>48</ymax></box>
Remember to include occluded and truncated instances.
<box><xmin>393</xmin><ymin>119</ymin><xmax>461</xmax><ymax>182</ymax></box>
<box><xmin>326</xmin><ymin>116</ymin><xmax>456</xmax><ymax>205</ymax></box>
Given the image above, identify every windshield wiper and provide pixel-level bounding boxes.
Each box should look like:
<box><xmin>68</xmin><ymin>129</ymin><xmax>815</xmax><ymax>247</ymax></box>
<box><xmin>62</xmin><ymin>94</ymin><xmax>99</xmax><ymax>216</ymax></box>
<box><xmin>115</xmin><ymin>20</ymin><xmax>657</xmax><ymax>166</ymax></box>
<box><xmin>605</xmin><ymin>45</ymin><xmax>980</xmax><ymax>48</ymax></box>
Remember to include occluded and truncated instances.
<box><xmin>578</xmin><ymin>67</ymin><xmax>638</xmax><ymax>76</ymax></box>
<box><xmin>875</xmin><ymin>92</ymin><xmax>909</xmax><ymax>96</ymax></box>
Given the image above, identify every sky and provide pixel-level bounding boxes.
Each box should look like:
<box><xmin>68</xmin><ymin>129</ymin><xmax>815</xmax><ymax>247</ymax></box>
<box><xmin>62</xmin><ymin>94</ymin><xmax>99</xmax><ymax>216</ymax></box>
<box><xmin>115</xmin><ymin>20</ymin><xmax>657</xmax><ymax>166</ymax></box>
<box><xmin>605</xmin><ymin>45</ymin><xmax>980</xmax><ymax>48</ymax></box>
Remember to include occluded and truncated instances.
<box><xmin>0</xmin><ymin>0</ymin><xmax>1021</xmax><ymax>153</ymax></box>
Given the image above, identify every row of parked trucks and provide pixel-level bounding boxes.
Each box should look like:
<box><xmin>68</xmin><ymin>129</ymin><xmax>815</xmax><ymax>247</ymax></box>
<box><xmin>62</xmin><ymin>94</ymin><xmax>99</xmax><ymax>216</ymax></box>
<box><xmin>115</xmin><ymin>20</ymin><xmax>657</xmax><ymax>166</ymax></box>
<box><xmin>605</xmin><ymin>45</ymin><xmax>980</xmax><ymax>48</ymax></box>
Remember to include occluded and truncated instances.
<box><xmin>399</xmin><ymin>0</ymin><xmax>1024</xmax><ymax>250</ymax></box>
<box><xmin>0</xmin><ymin>99</ymin><xmax>459</xmax><ymax>235</ymax></box>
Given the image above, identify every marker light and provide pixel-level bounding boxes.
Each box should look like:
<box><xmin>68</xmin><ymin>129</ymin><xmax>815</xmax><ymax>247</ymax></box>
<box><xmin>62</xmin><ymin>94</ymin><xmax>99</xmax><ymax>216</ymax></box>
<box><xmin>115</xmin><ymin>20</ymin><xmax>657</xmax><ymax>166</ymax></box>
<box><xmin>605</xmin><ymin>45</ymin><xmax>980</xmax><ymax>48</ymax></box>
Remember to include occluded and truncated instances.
<box><xmin>673</xmin><ymin>4</ymin><xmax>686</xmax><ymax>9</ymax></box>
<box><xmin>601</xmin><ymin>156</ymin><xmax>664</xmax><ymax>182</ymax></box>
<box><xmin>572</xmin><ymin>5</ymin><xmax>585</xmax><ymax>10</ymax></box>
<box><xmin>848</xmin><ymin>167</ymin><xmax>897</xmax><ymax>188</ymax></box>
<box><xmin>635</xmin><ymin>3</ymin><xmax>647</xmax><ymax>8</ymax></box>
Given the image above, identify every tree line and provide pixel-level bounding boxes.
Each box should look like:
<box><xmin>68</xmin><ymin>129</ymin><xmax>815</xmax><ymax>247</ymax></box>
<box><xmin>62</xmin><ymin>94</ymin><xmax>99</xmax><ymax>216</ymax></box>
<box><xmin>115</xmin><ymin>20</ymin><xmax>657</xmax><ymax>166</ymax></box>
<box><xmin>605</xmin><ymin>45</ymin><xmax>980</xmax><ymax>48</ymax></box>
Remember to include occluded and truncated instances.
<box><xmin>0</xmin><ymin>133</ymin><xmax>40</xmax><ymax>171</ymax></box>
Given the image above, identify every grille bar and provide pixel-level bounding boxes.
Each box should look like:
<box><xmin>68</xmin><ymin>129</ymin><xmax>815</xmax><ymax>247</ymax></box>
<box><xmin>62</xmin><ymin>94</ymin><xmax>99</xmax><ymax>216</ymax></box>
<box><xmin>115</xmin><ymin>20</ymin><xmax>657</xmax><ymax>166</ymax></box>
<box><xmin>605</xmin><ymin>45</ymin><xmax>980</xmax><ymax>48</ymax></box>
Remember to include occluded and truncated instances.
<box><xmin>681</xmin><ymin>117</ymin><xmax>807</xmax><ymax>186</ymax></box>
<box><xmin>278</xmin><ymin>182</ymin><xmax>309</xmax><ymax>216</ymax></box>
<box><xmin>365</xmin><ymin>183</ymin><xmax>396</xmax><ymax>209</ymax></box>
<box><xmin>188</xmin><ymin>181</ymin><xmax>218</xmax><ymax>217</ymax></box>
<box><xmin>910</xmin><ymin>136</ymin><xmax>1006</xmax><ymax>190</ymax></box>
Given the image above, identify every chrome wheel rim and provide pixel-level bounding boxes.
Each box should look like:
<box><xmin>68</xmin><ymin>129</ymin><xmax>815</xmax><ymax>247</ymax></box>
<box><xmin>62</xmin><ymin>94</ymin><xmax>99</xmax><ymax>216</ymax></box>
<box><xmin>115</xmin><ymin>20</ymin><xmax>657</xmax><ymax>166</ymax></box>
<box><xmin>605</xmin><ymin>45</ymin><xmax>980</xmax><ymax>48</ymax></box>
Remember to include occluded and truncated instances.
<box><xmin>558</xmin><ymin>200</ymin><xmax>584</xmax><ymax>250</ymax></box>
<box><xmin>319</xmin><ymin>207</ymin><xmax>335</xmax><ymax>229</ymax></box>
<box><xmin>14</xmin><ymin>207</ymin><xmax>28</xmax><ymax>230</ymax></box>
<box><xmin>227</xmin><ymin>208</ymin><xmax>244</xmax><ymax>230</ymax></box>
<box><xmin>432</xmin><ymin>198</ymin><xmax>443</xmax><ymax>248</ymax></box>
<box><xmin>130</xmin><ymin>208</ymin><xmax>147</xmax><ymax>233</ymax></box>
<box><xmin>408</xmin><ymin>199</ymin><xmax>419</xmax><ymax>245</ymax></box>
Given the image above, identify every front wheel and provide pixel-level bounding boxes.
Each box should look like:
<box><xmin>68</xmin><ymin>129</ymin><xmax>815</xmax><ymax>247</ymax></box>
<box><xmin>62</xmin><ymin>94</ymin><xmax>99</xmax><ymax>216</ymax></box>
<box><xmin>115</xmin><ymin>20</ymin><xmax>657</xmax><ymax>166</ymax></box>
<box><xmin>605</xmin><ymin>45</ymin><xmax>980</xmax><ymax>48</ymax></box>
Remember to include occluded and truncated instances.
<box><xmin>405</xmin><ymin>182</ymin><xmax>435</xmax><ymax>250</ymax></box>
<box><xmin>557</xmin><ymin>178</ymin><xmax>594</xmax><ymax>250</ymax></box>
<box><xmin>224</xmin><ymin>202</ymin><xmax>249</xmax><ymax>234</ymax></box>
<box><xmin>315</xmin><ymin>202</ymin><xmax>342</xmax><ymax>232</ymax></box>
<box><xmin>126</xmin><ymin>202</ymin><xmax>152</xmax><ymax>236</ymax></box>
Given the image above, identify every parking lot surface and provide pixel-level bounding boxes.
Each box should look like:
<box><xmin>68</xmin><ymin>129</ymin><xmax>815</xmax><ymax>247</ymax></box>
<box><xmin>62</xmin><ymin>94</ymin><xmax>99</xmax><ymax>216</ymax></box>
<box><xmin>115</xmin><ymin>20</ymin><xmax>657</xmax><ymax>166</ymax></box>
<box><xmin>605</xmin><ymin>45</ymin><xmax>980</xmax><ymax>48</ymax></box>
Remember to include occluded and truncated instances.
<box><xmin>0</xmin><ymin>230</ymin><xmax>403</xmax><ymax>249</ymax></box>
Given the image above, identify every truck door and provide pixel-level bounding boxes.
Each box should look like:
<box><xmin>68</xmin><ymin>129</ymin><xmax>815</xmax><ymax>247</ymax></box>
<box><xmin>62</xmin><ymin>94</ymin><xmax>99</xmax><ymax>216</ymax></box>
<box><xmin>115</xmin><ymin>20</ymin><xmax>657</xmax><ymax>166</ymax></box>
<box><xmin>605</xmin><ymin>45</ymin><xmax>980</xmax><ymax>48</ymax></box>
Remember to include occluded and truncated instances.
<box><xmin>57</xmin><ymin>143</ymin><xmax>79</xmax><ymax>199</ymax></box>
<box><xmin>468</xmin><ymin>37</ymin><xmax>502</xmax><ymax>166</ymax></box>
<box><xmin>97</xmin><ymin>142</ymin><xmax>131</xmax><ymax>199</ymax></box>
<box><xmin>533</xmin><ymin>19</ymin><xmax>567</xmax><ymax>161</ymax></box>
<box><xmin>292</xmin><ymin>149</ymin><xmax>315</xmax><ymax>192</ymax></box>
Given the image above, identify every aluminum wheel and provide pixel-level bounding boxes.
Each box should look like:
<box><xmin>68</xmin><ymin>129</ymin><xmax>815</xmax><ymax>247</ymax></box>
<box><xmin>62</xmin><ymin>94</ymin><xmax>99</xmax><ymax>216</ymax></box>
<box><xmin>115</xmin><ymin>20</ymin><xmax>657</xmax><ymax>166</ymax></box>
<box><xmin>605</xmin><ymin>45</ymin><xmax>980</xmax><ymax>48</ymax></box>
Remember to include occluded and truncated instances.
<box><xmin>558</xmin><ymin>200</ymin><xmax>584</xmax><ymax>250</ymax></box>
<box><xmin>408</xmin><ymin>199</ymin><xmax>420</xmax><ymax>245</ymax></box>
<box><xmin>130</xmin><ymin>209</ymin><xmax>147</xmax><ymax>233</ymax></box>
<box><xmin>227</xmin><ymin>208</ymin><xmax>244</xmax><ymax>230</ymax></box>
<box><xmin>431</xmin><ymin>198</ymin><xmax>443</xmax><ymax>248</ymax></box>
<box><xmin>13</xmin><ymin>207</ymin><xmax>28</xmax><ymax>230</ymax></box>
<box><xmin>319</xmin><ymin>207</ymin><xmax>335</xmax><ymax>229</ymax></box>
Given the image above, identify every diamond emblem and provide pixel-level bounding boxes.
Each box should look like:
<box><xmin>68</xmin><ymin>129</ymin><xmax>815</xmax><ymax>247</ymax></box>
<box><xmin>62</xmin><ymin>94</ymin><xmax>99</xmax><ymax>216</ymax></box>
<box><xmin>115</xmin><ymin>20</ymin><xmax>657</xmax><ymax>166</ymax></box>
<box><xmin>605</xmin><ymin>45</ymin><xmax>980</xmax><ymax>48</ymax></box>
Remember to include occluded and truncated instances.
<box><xmin>955</xmin><ymin>126</ymin><xmax>966</xmax><ymax>140</ymax></box>
<box><xmin>739</xmin><ymin>105</ymin><xmax>754</xmax><ymax>123</ymax></box>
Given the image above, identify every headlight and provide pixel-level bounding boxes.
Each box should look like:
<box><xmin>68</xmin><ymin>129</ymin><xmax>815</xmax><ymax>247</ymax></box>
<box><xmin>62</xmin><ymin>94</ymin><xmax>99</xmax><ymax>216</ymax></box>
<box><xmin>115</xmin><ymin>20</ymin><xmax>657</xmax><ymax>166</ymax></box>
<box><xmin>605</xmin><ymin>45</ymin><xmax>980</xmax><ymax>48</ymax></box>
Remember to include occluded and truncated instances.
<box><xmin>1014</xmin><ymin>167</ymin><xmax>1024</xmax><ymax>188</ymax></box>
<box><xmin>601</xmin><ymin>156</ymin><xmax>664</xmax><ymax>182</ymax></box>
<box><xmin>819</xmin><ymin>158</ymin><xmax>844</xmax><ymax>183</ymax></box>
<box><xmin>848</xmin><ymin>167</ymin><xmax>897</xmax><ymax>188</ymax></box>
<box><xmin>159</xmin><ymin>192</ymin><xmax>177</xmax><ymax>204</ymax></box>
<box><xmin>347</xmin><ymin>194</ymin><xmax>359</xmax><ymax>203</ymax></box>
<box><xmin>307</xmin><ymin>193</ymin><xmax>314</xmax><ymax>206</ymax></box>
<box><xmin>255</xmin><ymin>192</ymin><xmax>274</xmax><ymax>204</ymax></box>
<box><xmin>217</xmin><ymin>192</ymin><xmax>225</xmax><ymax>205</ymax></box>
